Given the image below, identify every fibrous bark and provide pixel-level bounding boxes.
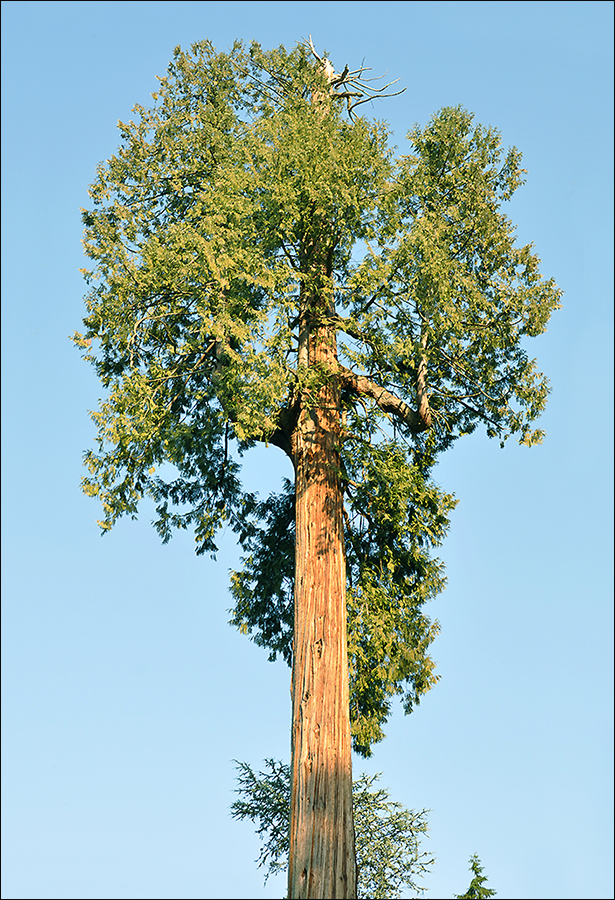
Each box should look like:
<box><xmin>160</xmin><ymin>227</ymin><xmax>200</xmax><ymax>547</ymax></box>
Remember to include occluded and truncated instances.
<box><xmin>288</xmin><ymin>267</ymin><xmax>357</xmax><ymax>899</ymax></box>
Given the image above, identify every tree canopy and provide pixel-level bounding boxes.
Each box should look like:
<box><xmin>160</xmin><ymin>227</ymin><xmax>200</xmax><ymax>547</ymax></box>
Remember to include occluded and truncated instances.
<box><xmin>75</xmin><ymin>38</ymin><xmax>561</xmax><ymax>757</ymax></box>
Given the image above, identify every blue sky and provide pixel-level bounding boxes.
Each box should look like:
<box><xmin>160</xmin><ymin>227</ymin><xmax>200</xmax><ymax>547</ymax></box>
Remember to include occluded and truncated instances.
<box><xmin>1</xmin><ymin>2</ymin><xmax>613</xmax><ymax>898</ymax></box>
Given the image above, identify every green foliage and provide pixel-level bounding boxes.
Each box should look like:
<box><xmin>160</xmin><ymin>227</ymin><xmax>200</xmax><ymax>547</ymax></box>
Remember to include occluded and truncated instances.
<box><xmin>455</xmin><ymin>854</ymin><xmax>497</xmax><ymax>898</ymax></box>
<box><xmin>76</xmin><ymin>38</ymin><xmax>560</xmax><ymax>753</ymax></box>
<box><xmin>231</xmin><ymin>760</ymin><xmax>434</xmax><ymax>898</ymax></box>
<box><xmin>344</xmin><ymin>441</ymin><xmax>456</xmax><ymax>754</ymax></box>
<box><xmin>229</xmin><ymin>481</ymin><xmax>295</xmax><ymax>664</ymax></box>
<box><xmin>75</xmin><ymin>39</ymin><xmax>391</xmax><ymax>543</ymax></box>
<box><xmin>231</xmin><ymin>759</ymin><xmax>290</xmax><ymax>882</ymax></box>
<box><xmin>352</xmin><ymin>771</ymin><xmax>434</xmax><ymax>899</ymax></box>
<box><xmin>228</xmin><ymin>456</ymin><xmax>456</xmax><ymax>757</ymax></box>
<box><xmin>346</xmin><ymin>103</ymin><xmax>561</xmax><ymax>452</ymax></box>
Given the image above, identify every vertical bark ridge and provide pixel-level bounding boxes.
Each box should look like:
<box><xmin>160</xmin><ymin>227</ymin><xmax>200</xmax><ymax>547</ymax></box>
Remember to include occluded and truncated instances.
<box><xmin>288</xmin><ymin>275</ymin><xmax>356</xmax><ymax>898</ymax></box>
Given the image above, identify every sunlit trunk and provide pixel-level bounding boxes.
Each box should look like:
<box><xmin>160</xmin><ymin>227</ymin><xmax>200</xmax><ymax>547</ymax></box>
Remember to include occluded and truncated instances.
<box><xmin>287</xmin><ymin>271</ymin><xmax>357</xmax><ymax>899</ymax></box>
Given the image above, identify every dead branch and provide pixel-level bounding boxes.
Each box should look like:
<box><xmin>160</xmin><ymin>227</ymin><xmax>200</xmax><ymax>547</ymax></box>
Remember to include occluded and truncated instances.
<box><xmin>303</xmin><ymin>36</ymin><xmax>406</xmax><ymax>118</ymax></box>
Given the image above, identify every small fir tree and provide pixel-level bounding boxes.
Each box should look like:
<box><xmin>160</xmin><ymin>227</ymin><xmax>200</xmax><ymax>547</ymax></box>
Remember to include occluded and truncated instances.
<box><xmin>455</xmin><ymin>854</ymin><xmax>497</xmax><ymax>898</ymax></box>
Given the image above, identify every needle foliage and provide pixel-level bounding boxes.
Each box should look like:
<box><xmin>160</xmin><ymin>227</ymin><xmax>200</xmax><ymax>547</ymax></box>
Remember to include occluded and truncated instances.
<box><xmin>455</xmin><ymin>854</ymin><xmax>497</xmax><ymax>898</ymax></box>
<box><xmin>75</xmin><ymin>39</ymin><xmax>560</xmax><ymax>756</ymax></box>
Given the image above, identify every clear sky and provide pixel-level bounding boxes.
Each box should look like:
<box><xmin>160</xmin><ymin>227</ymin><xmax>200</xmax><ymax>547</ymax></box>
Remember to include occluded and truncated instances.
<box><xmin>1</xmin><ymin>2</ymin><xmax>613</xmax><ymax>898</ymax></box>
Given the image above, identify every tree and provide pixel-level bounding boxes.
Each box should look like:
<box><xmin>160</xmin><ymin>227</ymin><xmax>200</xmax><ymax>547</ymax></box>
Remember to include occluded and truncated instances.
<box><xmin>454</xmin><ymin>854</ymin><xmax>497</xmax><ymax>898</ymax></box>
<box><xmin>231</xmin><ymin>759</ymin><xmax>434</xmax><ymax>898</ymax></box>
<box><xmin>74</xmin><ymin>38</ymin><xmax>561</xmax><ymax>899</ymax></box>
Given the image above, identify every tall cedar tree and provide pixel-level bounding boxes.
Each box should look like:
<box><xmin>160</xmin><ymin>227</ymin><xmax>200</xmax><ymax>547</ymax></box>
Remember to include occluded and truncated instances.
<box><xmin>75</xmin><ymin>40</ymin><xmax>561</xmax><ymax>899</ymax></box>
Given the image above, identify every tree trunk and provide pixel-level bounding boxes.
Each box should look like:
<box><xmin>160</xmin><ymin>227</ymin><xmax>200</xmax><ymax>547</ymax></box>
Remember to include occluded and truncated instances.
<box><xmin>287</xmin><ymin>275</ymin><xmax>357</xmax><ymax>899</ymax></box>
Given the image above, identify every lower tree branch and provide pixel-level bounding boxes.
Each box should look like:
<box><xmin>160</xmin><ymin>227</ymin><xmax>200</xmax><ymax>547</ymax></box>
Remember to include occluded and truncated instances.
<box><xmin>338</xmin><ymin>365</ymin><xmax>431</xmax><ymax>433</ymax></box>
<box><xmin>259</xmin><ymin>400</ymin><xmax>299</xmax><ymax>459</ymax></box>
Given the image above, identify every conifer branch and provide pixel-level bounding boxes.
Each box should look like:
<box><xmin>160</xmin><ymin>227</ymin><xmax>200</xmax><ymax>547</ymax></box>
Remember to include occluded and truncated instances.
<box><xmin>338</xmin><ymin>365</ymin><xmax>430</xmax><ymax>433</ymax></box>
